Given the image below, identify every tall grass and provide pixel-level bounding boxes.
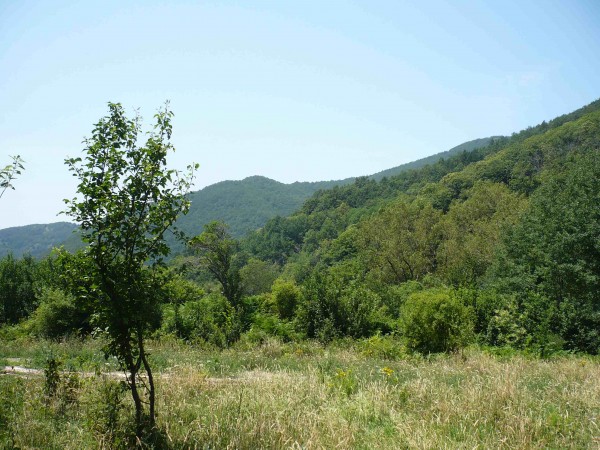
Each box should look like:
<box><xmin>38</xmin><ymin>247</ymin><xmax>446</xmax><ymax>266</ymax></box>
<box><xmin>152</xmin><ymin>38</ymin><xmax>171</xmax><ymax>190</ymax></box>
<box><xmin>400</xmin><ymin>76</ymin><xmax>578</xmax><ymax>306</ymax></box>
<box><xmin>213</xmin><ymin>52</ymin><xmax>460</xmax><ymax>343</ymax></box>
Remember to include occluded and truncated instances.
<box><xmin>1</xmin><ymin>338</ymin><xmax>599</xmax><ymax>448</ymax></box>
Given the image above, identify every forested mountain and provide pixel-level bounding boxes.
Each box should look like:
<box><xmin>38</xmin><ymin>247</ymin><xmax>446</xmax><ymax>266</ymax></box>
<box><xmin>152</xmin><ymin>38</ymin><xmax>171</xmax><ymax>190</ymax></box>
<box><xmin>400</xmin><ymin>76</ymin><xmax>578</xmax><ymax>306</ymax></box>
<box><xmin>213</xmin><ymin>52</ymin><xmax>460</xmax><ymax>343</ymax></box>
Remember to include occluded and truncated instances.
<box><xmin>0</xmin><ymin>222</ymin><xmax>77</xmax><ymax>258</ymax></box>
<box><xmin>240</xmin><ymin>98</ymin><xmax>600</xmax><ymax>353</ymax></box>
<box><xmin>3</xmin><ymin>98</ymin><xmax>598</xmax><ymax>261</ymax></box>
<box><xmin>177</xmin><ymin>176</ymin><xmax>344</xmax><ymax>238</ymax></box>
<box><xmin>0</xmin><ymin>136</ymin><xmax>498</xmax><ymax>257</ymax></box>
<box><xmin>369</xmin><ymin>137</ymin><xmax>496</xmax><ymax>180</ymax></box>
<box><xmin>1</xmin><ymin>98</ymin><xmax>599</xmax><ymax>358</ymax></box>
<box><xmin>245</xmin><ymin>98</ymin><xmax>600</xmax><ymax>266</ymax></box>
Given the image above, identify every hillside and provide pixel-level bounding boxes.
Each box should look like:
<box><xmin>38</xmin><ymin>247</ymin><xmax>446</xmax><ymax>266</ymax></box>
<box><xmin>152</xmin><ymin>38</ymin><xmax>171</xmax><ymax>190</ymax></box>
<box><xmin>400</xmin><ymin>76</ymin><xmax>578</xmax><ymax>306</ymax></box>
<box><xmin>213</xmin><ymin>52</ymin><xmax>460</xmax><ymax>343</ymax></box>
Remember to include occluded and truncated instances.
<box><xmin>0</xmin><ymin>136</ymin><xmax>500</xmax><ymax>257</ymax></box>
<box><xmin>246</xmin><ymin>99</ymin><xmax>600</xmax><ymax>265</ymax></box>
<box><xmin>177</xmin><ymin>176</ymin><xmax>344</xmax><ymax>238</ymax></box>
<box><xmin>241</xmin><ymin>97</ymin><xmax>600</xmax><ymax>353</ymax></box>
<box><xmin>370</xmin><ymin>137</ymin><xmax>496</xmax><ymax>180</ymax></box>
<box><xmin>0</xmin><ymin>222</ymin><xmax>78</xmax><ymax>258</ymax></box>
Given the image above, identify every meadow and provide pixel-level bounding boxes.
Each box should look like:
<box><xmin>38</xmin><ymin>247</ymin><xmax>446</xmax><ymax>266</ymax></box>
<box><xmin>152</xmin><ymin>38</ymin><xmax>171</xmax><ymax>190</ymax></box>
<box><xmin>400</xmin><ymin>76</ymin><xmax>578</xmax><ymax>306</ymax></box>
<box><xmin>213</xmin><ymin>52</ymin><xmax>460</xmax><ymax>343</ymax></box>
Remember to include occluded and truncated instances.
<box><xmin>1</xmin><ymin>337</ymin><xmax>598</xmax><ymax>449</ymax></box>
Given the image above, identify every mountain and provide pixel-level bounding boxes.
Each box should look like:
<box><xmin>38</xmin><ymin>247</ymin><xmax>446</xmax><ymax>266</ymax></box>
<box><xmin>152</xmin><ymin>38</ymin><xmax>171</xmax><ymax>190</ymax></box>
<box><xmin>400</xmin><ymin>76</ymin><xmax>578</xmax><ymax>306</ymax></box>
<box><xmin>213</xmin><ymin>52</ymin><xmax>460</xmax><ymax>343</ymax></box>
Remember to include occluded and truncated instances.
<box><xmin>0</xmin><ymin>222</ymin><xmax>78</xmax><ymax>258</ymax></box>
<box><xmin>369</xmin><ymin>137</ymin><xmax>496</xmax><ymax>181</ymax></box>
<box><xmin>177</xmin><ymin>176</ymin><xmax>344</xmax><ymax>238</ymax></box>
<box><xmin>240</xmin><ymin>97</ymin><xmax>600</xmax><ymax>353</ymax></box>
<box><xmin>244</xmin><ymin>98</ymin><xmax>600</xmax><ymax>265</ymax></box>
<box><xmin>0</xmin><ymin>135</ymin><xmax>501</xmax><ymax>258</ymax></box>
<box><xmin>162</xmin><ymin>176</ymin><xmax>348</xmax><ymax>255</ymax></box>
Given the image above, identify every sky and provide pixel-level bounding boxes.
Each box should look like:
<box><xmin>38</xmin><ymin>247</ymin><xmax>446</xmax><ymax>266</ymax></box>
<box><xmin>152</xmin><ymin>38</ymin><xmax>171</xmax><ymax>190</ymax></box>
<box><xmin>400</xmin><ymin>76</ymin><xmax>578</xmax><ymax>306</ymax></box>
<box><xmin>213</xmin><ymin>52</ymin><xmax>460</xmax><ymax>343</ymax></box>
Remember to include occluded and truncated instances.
<box><xmin>1</xmin><ymin>0</ymin><xmax>599</xmax><ymax>229</ymax></box>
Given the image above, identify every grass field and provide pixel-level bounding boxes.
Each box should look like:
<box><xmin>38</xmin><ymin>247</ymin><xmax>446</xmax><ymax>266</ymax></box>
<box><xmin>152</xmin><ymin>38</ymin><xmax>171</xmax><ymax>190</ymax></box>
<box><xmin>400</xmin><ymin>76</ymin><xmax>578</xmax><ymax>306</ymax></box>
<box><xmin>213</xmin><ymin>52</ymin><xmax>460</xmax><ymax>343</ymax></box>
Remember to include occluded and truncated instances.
<box><xmin>1</xmin><ymin>337</ymin><xmax>599</xmax><ymax>449</ymax></box>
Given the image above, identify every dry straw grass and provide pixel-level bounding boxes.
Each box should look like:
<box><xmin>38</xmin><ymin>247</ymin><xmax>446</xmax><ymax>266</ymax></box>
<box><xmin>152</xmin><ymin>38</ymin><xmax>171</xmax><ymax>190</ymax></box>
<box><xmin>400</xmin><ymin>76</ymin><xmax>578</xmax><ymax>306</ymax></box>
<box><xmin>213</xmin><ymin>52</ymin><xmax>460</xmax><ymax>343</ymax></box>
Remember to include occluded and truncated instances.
<box><xmin>1</xmin><ymin>340</ymin><xmax>599</xmax><ymax>449</ymax></box>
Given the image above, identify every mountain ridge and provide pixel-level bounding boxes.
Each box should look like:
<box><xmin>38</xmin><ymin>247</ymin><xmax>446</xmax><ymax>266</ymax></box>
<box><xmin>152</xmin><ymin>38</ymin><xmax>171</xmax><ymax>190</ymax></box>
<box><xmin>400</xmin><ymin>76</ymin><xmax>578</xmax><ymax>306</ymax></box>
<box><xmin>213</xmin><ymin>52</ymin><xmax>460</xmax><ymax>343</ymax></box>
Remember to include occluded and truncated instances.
<box><xmin>0</xmin><ymin>135</ymin><xmax>505</xmax><ymax>257</ymax></box>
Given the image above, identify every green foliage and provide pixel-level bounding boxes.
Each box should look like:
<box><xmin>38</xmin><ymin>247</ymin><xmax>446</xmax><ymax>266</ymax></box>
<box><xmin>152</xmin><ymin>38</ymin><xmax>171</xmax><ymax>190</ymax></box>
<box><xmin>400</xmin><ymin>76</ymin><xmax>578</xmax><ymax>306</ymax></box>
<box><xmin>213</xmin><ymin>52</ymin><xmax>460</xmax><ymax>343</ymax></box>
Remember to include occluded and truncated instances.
<box><xmin>378</xmin><ymin>281</ymin><xmax>423</xmax><ymax>319</ymax></box>
<box><xmin>399</xmin><ymin>288</ymin><xmax>474</xmax><ymax>353</ymax></box>
<box><xmin>43</xmin><ymin>355</ymin><xmax>62</xmax><ymax>399</ymax></box>
<box><xmin>190</xmin><ymin>221</ymin><xmax>243</xmax><ymax>308</ymax></box>
<box><xmin>437</xmin><ymin>182</ymin><xmax>527</xmax><ymax>286</ymax></box>
<box><xmin>84</xmin><ymin>379</ymin><xmax>128</xmax><ymax>447</ymax></box>
<box><xmin>29</xmin><ymin>288</ymin><xmax>89</xmax><ymax>339</ymax></box>
<box><xmin>297</xmin><ymin>273</ymin><xmax>387</xmax><ymax>342</ymax></box>
<box><xmin>240</xmin><ymin>258</ymin><xmax>279</xmax><ymax>296</ymax></box>
<box><xmin>271</xmin><ymin>278</ymin><xmax>301</xmax><ymax>320</ymax></box>
<box><xmin>62</xmin><ymin>101</ymin><xmax>197</xmax><ymax>433</ymax></box>
<box><xmin>0</xmin><ymin>377</ymin><xmax>24</xmax><ymax>447</ymax></box>
<box><xmin>360</xmin><ymin>333</ymin><xmax>406</xmax><ymax>360</ymax></box>
<box><xmin>357</xmin><ymin>199</ymin><xmax>442</xmax><ymax>284</ymax></box>
<box><xmin>162</xmin><ymin>273</ymin><xmax>205</xmax><ymax>305</ymax></box>
<box><xmin>162</xmin><ymin>292</ymin><xmax>236</xmax><ymax>348</ymax></box>
<box><xmin>494</xmin><ymin>152</ymin><xmax>600</xmax><ymax>353</ymax></box>
<box><xmin>0</xmin><ymin>155</ymin><xmax>24</xmax><ymax>200</ymax></box>
<box><xmin>243</xmin><ymin>312</ymin><xmax>301</xmax><ymax>344</ymax></box>
<box><xmin>0</xmin><ymin>254</ymin><xmax>47</xmax><ymax>324</ymax></box>
<box><xmin>485</xmin><ymin>298</ymin><xmax>528</xmax><ymax>348</ymax></box>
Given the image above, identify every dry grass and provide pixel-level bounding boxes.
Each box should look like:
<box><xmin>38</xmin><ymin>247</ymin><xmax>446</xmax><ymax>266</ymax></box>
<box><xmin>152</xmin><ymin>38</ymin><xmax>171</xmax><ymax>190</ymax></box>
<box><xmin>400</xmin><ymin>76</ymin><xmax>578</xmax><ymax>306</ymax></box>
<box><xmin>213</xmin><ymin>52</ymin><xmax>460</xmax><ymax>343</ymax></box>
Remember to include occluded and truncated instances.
<box><xmin>1</xmin><ymin>340</ymin><xmax>599</xmax><ymax>449</ymax></box>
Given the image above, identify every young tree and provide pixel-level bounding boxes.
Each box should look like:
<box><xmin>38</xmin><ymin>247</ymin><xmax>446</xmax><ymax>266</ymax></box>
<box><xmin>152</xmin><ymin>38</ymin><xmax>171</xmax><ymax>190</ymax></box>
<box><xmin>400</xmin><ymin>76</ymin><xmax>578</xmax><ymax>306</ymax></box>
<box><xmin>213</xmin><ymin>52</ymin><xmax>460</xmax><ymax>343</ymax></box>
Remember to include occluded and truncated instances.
<box><xmin>63</xmin><ymin>102</ymin><xmax>197</xmax><ymax>436</ymax></box>
<box><xmin>189</xmin><ymin>221</ymin><xmax>243</xmax><ymax>308</ymax></box>
<box><xmin>0</xmin><ymin>155</ymin><xmax>24</xmax><ymax>199</ymax></box>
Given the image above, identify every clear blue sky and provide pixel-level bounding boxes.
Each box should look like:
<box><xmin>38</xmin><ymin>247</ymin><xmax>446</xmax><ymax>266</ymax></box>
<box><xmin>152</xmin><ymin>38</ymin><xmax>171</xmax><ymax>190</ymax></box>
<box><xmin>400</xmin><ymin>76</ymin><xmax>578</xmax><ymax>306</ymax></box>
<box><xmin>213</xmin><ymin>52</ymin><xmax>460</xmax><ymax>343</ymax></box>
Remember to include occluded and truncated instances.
<box><xmin>1</xmin><ymin>0</ymin><xmax>599</xmax><ymax>229</ymax></box>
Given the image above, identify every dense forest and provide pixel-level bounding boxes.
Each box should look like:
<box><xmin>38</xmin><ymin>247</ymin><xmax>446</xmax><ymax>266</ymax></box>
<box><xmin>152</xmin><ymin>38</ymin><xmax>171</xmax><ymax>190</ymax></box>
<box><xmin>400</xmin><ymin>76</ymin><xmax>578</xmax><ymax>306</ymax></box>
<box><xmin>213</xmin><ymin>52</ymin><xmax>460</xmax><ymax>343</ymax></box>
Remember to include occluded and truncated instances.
<box><xmin>2</xmin><ymin>98</ymin><xmax>598</xmax><ymax>355</ymax></box>
<box><xmin>0</xmin><ymin>137</ymin><xmax>497</xmax><ymax>258</ymax></box>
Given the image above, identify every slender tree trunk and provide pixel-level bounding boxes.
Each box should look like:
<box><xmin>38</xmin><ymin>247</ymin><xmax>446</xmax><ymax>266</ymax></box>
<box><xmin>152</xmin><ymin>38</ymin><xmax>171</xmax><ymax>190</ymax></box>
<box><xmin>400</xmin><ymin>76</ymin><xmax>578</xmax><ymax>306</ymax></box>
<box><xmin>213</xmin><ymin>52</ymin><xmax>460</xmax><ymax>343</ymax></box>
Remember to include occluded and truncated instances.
<box><xmin>125</xmin><ymin>350</ymin><xmax>143</xmax><ymax>437</ymax></box>
<box><xmin>138</xmin><ymin>330</ymin><xmax>155</xmax><ymax>428</ymax></box>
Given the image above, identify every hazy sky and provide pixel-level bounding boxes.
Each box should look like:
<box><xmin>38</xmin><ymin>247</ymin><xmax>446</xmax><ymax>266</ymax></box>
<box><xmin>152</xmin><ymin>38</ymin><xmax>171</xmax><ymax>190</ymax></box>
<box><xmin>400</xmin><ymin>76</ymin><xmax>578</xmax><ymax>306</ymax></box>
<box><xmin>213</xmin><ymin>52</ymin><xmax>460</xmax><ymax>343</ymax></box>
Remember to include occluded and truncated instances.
<box><xmin>1</xmin><ymin>0</ymin><xmax>599</xmax><ymax>229</ymax></box>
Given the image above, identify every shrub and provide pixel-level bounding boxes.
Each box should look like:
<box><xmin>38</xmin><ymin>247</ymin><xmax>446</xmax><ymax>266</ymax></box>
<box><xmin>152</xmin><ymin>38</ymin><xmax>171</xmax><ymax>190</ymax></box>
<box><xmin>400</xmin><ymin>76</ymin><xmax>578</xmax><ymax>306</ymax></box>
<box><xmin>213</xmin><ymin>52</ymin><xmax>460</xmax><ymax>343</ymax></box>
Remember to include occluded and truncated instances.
<box><xmin>485</xmin><ymin>298</ymin><xmax>528</xmax><ymax>348</ymax></box>
<box><xmin>177</xmin><ymin>292</ymin><xmax>236</xmax><ymax>347</ymax></box>
<box><xmin>242</xmin><ymin>313</ymin><xmax>301</xmax><ymax>344</ymax></box>
<box><xmin>379</xmin><ymin>281</ymin><xmax>422</xmax><ymax>319</ymax></box>
<box><xmin>271</xmin><ymin>279</ymin><xmax>301</xmax><ymax>320</ymax></box>
<box><xmin>29</xmin><ymin>288</ymin><xmax>89</xmax><ymax>339</ymax></box>
<box><xmin>297</xmin><ymin>274</ymin><xmax>385</xmax><ymax>342</ymax></box>
<box><xmin>360</xmin><ymin>333</ymin><xmax>406</xmax><ymax>360</ymax></box>
<box><xmin>399</xmin><ymin>288</ymin><xmax>474</xmax><ymax>353</ymax></box>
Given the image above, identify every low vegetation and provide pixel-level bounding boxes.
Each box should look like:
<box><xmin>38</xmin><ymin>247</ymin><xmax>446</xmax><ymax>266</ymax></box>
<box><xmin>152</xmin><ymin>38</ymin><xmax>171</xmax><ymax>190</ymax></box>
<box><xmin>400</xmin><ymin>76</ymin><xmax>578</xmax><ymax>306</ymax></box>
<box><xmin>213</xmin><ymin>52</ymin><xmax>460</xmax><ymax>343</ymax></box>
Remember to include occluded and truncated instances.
<box><xmin>1</xmin><ymin>339</ymin><xmax>599</xmax><ymax>449</ymax></box>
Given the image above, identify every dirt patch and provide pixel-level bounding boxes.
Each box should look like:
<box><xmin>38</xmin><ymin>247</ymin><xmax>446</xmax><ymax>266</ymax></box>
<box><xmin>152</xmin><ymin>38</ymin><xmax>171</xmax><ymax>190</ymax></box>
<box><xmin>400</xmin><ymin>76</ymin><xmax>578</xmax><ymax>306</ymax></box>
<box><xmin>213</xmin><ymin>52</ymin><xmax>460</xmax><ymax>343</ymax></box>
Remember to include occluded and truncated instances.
<box><xmin>1</xmin><ymin>365</ymin><xmax>129</xmax><ymax>379</ymax></box>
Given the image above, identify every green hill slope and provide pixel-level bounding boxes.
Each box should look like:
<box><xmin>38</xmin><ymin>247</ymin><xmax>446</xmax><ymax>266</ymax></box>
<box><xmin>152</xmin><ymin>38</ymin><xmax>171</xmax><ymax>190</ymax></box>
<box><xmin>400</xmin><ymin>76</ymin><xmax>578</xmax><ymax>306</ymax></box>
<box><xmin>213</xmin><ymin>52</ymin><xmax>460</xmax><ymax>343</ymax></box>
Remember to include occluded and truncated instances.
<box><xmin>0</xmin><ymin>222</ymin><xmax>78</xmax><ymax>258</ymax></box>
<box><xmin>244</xmin><ymin>98</ymin><xmax>600</xmax><ymax>265</ymax></box>
<box><xmin>0</xmin><ymin>136</ymin><xmax>503</xmax><ymax>257</ymax></box>
<box><xmin>370</xmin><ymin>137</ymin><xmax>496</xmax><ymax>181</ymax></box>
<box><xmin>178</xmin><ymin>176</ymin><xmax>343</xmax><ymax>238</ymax></box>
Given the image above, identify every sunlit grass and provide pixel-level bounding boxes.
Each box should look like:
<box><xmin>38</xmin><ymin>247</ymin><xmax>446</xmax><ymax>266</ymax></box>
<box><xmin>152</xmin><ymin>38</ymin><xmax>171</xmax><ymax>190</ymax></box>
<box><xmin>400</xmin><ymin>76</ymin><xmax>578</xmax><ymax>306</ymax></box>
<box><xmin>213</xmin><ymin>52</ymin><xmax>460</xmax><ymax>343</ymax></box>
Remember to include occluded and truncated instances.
<box><xmin>1</xmin><ymin>338</ymin><xmax>599</xmax><ymax>448</ymax></box>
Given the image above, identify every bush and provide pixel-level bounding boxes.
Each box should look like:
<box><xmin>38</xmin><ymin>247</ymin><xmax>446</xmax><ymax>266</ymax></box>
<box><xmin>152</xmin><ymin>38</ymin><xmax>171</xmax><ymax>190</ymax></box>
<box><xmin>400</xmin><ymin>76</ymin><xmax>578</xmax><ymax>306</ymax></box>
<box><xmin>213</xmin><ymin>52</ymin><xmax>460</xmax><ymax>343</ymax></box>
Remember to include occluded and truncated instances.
<box><xmin>379</xmin><ymin>281</ymin><xmax>422</xmax><ymax>320</ymax></box>
<box><xmin>242</xmin><ymin>313</ymin><xmax>301</xmax><ymax>344</ymax></box>
<box><xmin>399</xmin><ymin>288</ymin><xmax>474</xmax><ymax>353</ymax></box>
<box><xmin>29</xmin><ymin>288</ymin><xmax>89</xmax><ymax>339</ymax></box>
<box><xmin>271</xmin><ymin>279</ymin><xmax>301</xmax><ymax>320</ymax></box>
<box><xmin>162</xmin><ymin>275</ymin><xmax>205</xmax><ymax>305</ymax></box>
<box><xmin>485</xmin><ymin>298</ymin><xmax>528</xmax><ymax>348</ymax></box>
<box><xmin>297</xmin><ymin>273</ymin><xmax>387</xmax><ymax>342</ymax></box>
<box><xmin>360</xmin><ymin>333</ymin><xmax>406</xmax><ymax>360</ymax></box>
<box><xmin>168</xmin><ymin>292</ymin><xmax>236</xmax><ymax>347</ymax></box>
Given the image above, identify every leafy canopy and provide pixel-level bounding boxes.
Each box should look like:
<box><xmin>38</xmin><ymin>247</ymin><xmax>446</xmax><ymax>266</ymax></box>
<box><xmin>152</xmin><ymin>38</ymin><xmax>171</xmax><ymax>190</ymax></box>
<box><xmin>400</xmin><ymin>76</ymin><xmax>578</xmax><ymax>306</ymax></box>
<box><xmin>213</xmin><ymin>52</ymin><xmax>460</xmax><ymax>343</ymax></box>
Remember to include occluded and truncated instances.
<box><xmin>62</xmin><ymin>101</ymin><xmax>197</xmax><ymax>436</ymax></box>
